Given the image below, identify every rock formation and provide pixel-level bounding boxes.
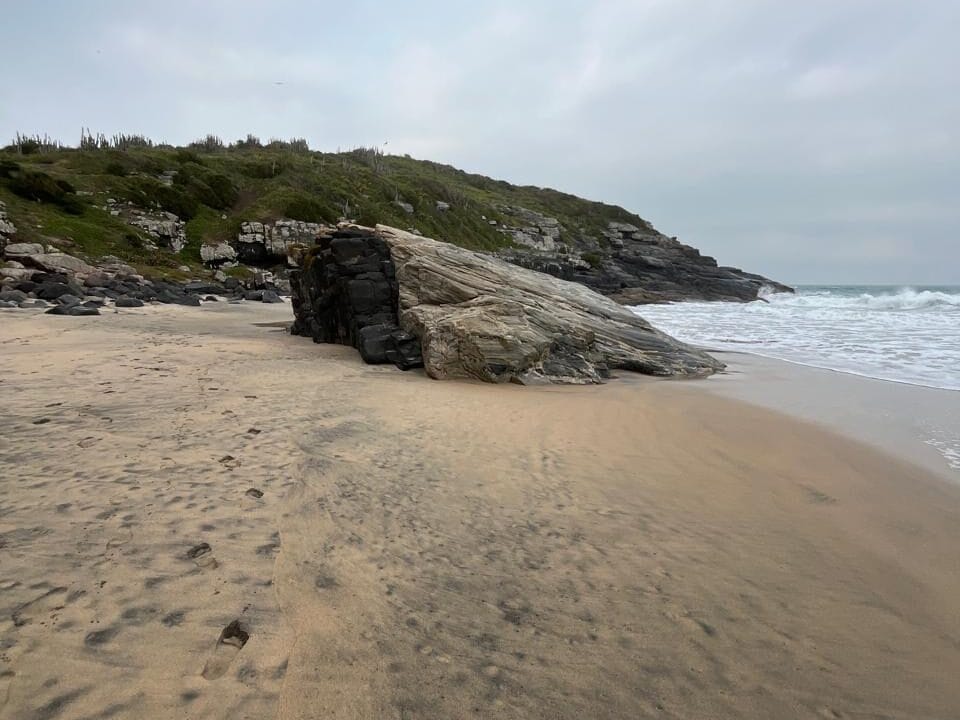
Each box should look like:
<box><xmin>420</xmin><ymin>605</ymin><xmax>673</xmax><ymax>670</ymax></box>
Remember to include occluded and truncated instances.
<box><xmin>234</xmin><ymin>220</ymin><xmax>326</xmax><ymax>266</ymax></box>
<box><xmin>291</xmin><ymin>225</ymin><xmax>723</xmax><ymax>384</ymax></box>
<box><xmin>0</xmin><ymin>201</ymin><xmax>16</xmax><ymax>246</ymax></box>
<box><xmin>496</xmin><ymin>215</ymin><xmax>792</xmax><ymax>303</ymax></box>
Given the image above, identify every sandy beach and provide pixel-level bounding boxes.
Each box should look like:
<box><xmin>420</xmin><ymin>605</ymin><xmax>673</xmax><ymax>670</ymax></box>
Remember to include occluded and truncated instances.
<box><xmin>2</xmin><ymin>303</ymin><xmax>960</xmax><ymax>720</ymax></box>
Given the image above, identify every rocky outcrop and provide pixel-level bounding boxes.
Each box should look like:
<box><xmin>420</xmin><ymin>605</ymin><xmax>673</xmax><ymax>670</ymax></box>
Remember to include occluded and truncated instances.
<box><xmin>235</xmin><ymin>220</ymin><xmax>327</xmax><ymax>266</ymax></box>
<box><xmin>200</xmin><ymin>241</ymin><xmax>238</xmax><ymax>265</ymax></box>
<box><xmin>495</xmin><ymin>205</ymin><xmax>562</xmax><ymax>252</ymax></box>
<box><xmin>290</xmin><ymin>228</ymin><xmax>423</xmax><ymax>369</ymax></box>
<box><xmin>495</xmin><ymin>214</ymin><xmax>792</xmax><ymax>303</ymax></box>
<box><xmin>0</xmin><ymin>201</ymin><xmax>16</xmax><ymax>246</ymax></box>
<box><xmin>0</xmin><ymin>241</ymin><xmax>288</xmax><ymax>312</ymax></box>
<box><xmin>291</xmin><ymin>225</ymin><xmax>723</xmax><ymax>384</ymax></box>
<box><xmin>102</xmin><ymin>198</ymin><xmax>188</xmax><ymax>253</ymax></box>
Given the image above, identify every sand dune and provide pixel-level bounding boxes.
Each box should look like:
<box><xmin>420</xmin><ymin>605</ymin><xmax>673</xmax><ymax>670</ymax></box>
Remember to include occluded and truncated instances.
<box><xmin>1</xmin><ymin>304</ymin><xmax>958</xmax><ymax>719</ymax></box>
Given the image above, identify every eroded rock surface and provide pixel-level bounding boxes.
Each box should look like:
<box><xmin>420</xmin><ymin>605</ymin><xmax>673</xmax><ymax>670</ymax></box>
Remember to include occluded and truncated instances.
<box><xmin>496</xmin><ymin>214</ymin><xmax>792</xmax><ymax>303</ymax></box>
<box><xmin>291</xmin><ymin>225</ymin><xmax>723</xmax><ymax>384</ymax></box>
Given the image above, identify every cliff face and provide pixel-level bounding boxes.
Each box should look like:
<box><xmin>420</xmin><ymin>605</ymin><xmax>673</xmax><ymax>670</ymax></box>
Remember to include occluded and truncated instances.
<box><xmin>290</xmin><ymin>225</ymin><xmax>723</xmax><ymax>385</ymax></box>
<box><xmin>493</xmin><ymin>213</ymin><xmax>791</xmax><ymax>304</ymax></box>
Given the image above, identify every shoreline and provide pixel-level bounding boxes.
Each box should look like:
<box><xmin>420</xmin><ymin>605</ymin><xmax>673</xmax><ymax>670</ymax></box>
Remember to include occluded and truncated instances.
<box><xmin>2</xmin><ymin>304</ymin><xmax>960</xmax><ymax>719</ymax></box>
<box><xmin>696</xmin><ymin>350</ymin><xmax>960</xmax><ymax>483</ymax></box>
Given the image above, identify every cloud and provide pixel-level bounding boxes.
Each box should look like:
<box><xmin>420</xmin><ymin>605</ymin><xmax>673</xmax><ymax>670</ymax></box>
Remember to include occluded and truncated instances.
<box><xmin>0</xmin><ymin>0</ymin><xmax>957</xmax><ymax>283</ymax></box>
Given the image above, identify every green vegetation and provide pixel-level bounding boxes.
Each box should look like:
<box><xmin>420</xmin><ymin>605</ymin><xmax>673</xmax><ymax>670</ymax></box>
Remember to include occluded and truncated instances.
<box><xmin>0</xmin><ymin>134</ymin><xmax>653</xmax><ymax>275</ymax></box>
<box><xmin>581</xmin><ymin>251</ymin><xmax>604</xmax><ymax>269</ymax></box>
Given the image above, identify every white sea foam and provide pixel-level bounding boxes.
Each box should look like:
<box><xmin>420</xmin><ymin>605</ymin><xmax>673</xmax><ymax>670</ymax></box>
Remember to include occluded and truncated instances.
<box><xmin>632</xmin><ymin>285</ymin><xmax>960</xmax><ymax>472</ymax></box>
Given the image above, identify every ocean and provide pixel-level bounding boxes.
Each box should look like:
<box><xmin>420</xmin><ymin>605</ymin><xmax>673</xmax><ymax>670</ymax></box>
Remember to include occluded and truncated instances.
<box><xmin>632</xmin><ymin>285</ymin><xmax>960</xmax><ymax>470</ymax></box>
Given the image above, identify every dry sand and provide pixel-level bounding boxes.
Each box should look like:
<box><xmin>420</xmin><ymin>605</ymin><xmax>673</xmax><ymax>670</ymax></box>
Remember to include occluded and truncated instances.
<box><xmin>1</xmin><ymin>303</ymin><xmax>959</xmax><ymax>720</ymax></box>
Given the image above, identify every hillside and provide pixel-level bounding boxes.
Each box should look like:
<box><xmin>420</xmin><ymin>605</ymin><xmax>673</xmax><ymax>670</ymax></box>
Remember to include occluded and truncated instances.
<box><xmin>0</xmin><ymin>136</ymin><xmax>789</xmax><ymax>301</ymax></box>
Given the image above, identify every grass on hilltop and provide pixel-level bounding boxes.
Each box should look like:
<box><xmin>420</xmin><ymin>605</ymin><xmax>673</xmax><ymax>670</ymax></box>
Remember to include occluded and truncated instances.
<box><xmin>0</xmin><ymin>135</ymin><xmax>652</xmax><ymax>275</ymax></box>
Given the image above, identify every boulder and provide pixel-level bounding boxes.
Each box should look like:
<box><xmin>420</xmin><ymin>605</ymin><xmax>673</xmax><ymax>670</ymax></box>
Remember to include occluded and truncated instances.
<box><xmin>115</xmin><ymin>297</ymin><xmax>145</xmax><ymax>308</ymax></box>
<box><xmin>46</xmin><ymin>304</ymin><xmax>100</xmax><ymax>316</ymax></box>
<box><xmin>35</xmin><ymin>282</ymin><xmax>74</xmax><ymax>300</ymax></box>
<box><xmin>4</xmin><ymin>243</ymin><xmax>44</xmax><ymax>258</ymax></box>
<box><xmin>291</xmin><ymin>225</ymin><xmax>722</xmax><ymax>383</ymax></box>
<box><xmin>0</xmin><ymin>268</ymin><xmax>34</xmax><ymax>282</ymax></box>
<box><xmin>0</xmin><ymin>289</ymin><xmax>28</xmax><ymax>303</ymax></box>
<box><xmin>201</xmin><ymin>242</ymin><xmax>238</xmax><ymax>265</ymax></box>
<box><xmin>261</xmin><ymin>290</ymin><xmax>283</xmax><ymax>304</ymax></box>
<box><xmin>182</xmin><ymin>281</ymin><xmax>223</xmax><ymax>295</ymax></box>
<box><xmin>26</xmin><ymin>253</ymin><xmax>96</xmax><ymax>277</ymax></box>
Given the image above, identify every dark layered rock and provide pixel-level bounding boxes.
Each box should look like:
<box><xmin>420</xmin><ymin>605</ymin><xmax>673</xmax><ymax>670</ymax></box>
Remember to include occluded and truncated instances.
<box><xmin>290</xmin><ymin>228</ymin><xmax>423</xmax><ymax>370</ymax></box>
<box><xmin>496</xmin><ymin>220</ymin><xmax>792</xmax><ymax>304</ymax></box>
<box><xmin>290</xmin><ymin>225</ymin><xmax>724</xmax><ymax>384</ymax></box>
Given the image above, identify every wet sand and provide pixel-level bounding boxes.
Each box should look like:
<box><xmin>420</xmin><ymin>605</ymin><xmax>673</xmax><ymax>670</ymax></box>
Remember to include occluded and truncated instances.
<box><xmin>1</xmin><ymin>304</ymin><xmax>959</xmax><ymax>720</ymax></box>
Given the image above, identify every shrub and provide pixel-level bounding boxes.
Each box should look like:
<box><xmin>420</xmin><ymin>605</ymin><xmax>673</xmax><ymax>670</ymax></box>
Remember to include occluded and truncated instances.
<box><xmin>175</xmin><ymin>149</ymin><xmax>203</xmax><ymax>165</ymax></box>
<box><xmin>240</xmin><ymin>159</ymin><xmax>282</xmax><ymax>179</ymax></box>
<box><xmin>172</xmin><ymin>166</ymin><xmax>237</xmax><ymax>210</ymax></box>
<box><xmin>233</xmin><ymin>134</ymin><xmax>262</xmax><ymax>149</ymax></box>
<box><xmin>581</xmin><ymin>251</ymin><xmax>603</xmax><ymax>269</ymax></box>
<box><xmin>284</xmin><ymin>195</ymin><xmax>338</xmax><ymax>224</ymax></box>
<box><xmin>105</xmin><ymin>161</ymin><xmax>127</xmax><ymax>177</ymax></box>
<box><xmin>189</xmin><ymin>135</ymin><xmax>225</xmax><ymax>152</ymax></box>
<box><xmin>6</xmin><ymin>170</ymin><xmax>84</xmax><ymax>214</ymax></box>
<box><xmin>125</xmin><ymin>178</ymin><xmax>199</xmax><ymax>220</ymax></box>
<box><xmin>203</xmin><ymin>173</ymin><xmax>238</xmax><ymax>209</ymax></box>
<box><xmin>0</xmin><ymin>160</ymin><xmax>19</xmax><ymax>178</ymax></box>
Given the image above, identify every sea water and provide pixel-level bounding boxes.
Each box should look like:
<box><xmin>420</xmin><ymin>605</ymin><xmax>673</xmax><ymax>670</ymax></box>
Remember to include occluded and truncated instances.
<box><xmin>632</xmin><ymin>286</ymin><xmax>960</xmax><ymax>469</ymax></box>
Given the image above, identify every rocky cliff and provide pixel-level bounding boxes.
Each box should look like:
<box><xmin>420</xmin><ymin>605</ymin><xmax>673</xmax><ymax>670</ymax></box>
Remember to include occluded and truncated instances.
<box><xmin>291</xmin><ymin>225</ymin><xmax>723</xmax><ymax>384</ymax></box>
<box><xmin>492</xmin><ymin>211</ymin><xmax>791</xmax><ymax>303</ymax></box>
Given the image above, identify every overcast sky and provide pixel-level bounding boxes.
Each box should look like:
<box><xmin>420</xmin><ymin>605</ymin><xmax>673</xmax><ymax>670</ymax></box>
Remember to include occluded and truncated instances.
<box><xmin>2</xmin><ymin>1</ymin><xmax>957</xmax><ymax>284</ymax></box>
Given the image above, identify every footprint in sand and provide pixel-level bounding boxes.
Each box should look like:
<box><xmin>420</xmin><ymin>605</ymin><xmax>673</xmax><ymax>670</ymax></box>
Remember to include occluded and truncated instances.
<box><xmin>245</xmin><ymin>488</ymin><xmax>263</xmax><ymax>499</ymax></box>
<box><xmin>186</xmin><ymin>543</ymin><xmax>218</xmax><ymax>570</ymax></box>
<box><xmin>218</xmin><ymin>455</ymin><xmax>241</xmax><ymax>470</ymax></box>
<box><xmin>11</xmin><ymin>587</ymin><xmax>68</xmax><ymax>627</ymax></box>
<box><xmin>202</xmin><ymin>620</ymin><xmax>249</xmax><ymax>680</ymax></box>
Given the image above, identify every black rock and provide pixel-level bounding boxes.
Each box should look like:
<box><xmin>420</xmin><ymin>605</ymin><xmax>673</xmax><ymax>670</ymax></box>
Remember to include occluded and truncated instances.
<box><xmin>55</xmin><ymin>294</ymin><xmax>81</xmax><ymax>306</ymax></box>
<box><xmin>261</xmin><ymin>290</ymin><xmax>283</xmax><ymax>303</ymax></box>
<box><xmin>46</xmin><ymin>305</ymin><xmax>100</xmax><ymax>316</ymax></box>
<box><xmin>243</xmin><ymin>290</ymin><xmax>264</xmax><ymax>301</ymax></box>
<box><xmin>13</xmin><ymin>281</ymin><xmax>37</xmax><ymax>294</ymax></box>
<box><xmin>183</xmin><ymin>281</ymin><xmax>223</xmax><ymax>295</ymax></box>
<box><xmin>203</xmin><ymin>295</ymin><xmax>218</xmax><ymax>302</ymax></box>
<box><xmin>31</xmin><ymin>272</ymin><xmax>70</xmax><ymax>285</ymax></box>
<box><xmin>0</xmin><ymin>289</ymin><xmax>28</xmax><ymax>303</ymax></box>
<box><xmin>35</xmin><ymin>282</ymin><xmax>73</xmax><ymax>300</ymax></box>
<box><xmin>173</xmin><ymin>295</ymin><xmax>202</xmax><ymax>307</ymax></box>
<box><xmin>290</xmin><ymin>230</ymin><xmax>423</xmax><ymax>371</ymax></box>
<box><xmin>115</xmin><ymin>297</ymin><xmax>145</xmax><ymax>308</ymax></box>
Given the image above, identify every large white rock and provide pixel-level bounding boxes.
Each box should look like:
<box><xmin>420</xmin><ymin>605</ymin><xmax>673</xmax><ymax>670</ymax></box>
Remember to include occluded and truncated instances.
<box><xmin>201</xmin><ymin>242</ymin><xmax>238</xmax><ymax>264</ymax></box>
<box><xmin>4</xmin><ymin>243</ymin><xmax>44</xmax><ymax>257</ymax></box>
<box><xmin>26</xmin><ymin>253</ymin><xmax>96</xmax><ymax>277</ymax></box>
<box><xmin>378</xmin><ymin>226</ymin><xmax>723</xmax><ymax>384</ymax></box>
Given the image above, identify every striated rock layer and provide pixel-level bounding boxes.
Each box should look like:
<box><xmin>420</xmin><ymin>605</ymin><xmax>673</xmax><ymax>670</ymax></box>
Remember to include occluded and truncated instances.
<box><xmin>291</xmin><ymin>225</ymin><xmax>723</xmax><ymax>384</ymax></box>
<box><xmin>498</xmin><ymin>218</ymin><xmax>792</xmax><ymax>304</ymax></box>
